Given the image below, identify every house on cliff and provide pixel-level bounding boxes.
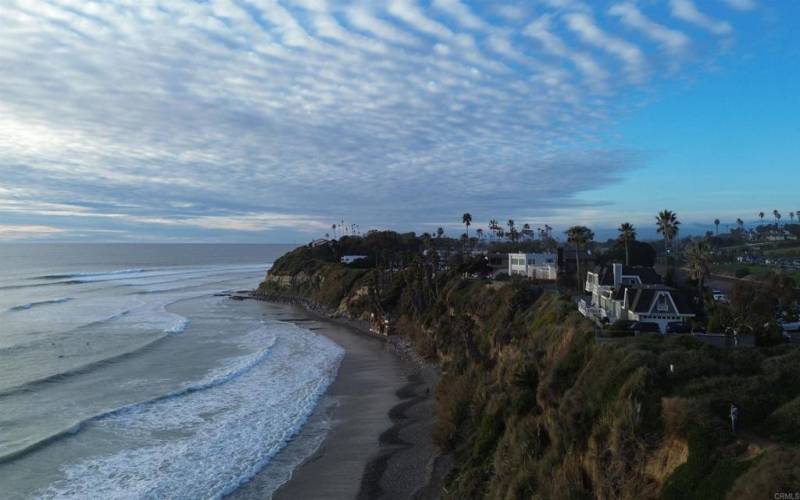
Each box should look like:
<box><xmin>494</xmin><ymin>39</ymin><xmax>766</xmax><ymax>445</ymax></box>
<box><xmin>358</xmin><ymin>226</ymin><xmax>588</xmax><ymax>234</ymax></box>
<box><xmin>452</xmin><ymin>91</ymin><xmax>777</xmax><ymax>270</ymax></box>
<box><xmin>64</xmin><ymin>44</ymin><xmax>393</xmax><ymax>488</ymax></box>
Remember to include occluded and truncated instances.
<box><xmin>580</xmin><ymin>263</ymin><xmax>694</xmax><ymax>333</ymax></box>
<box><xmin>508</xmin><ymin>252</ymin><xmax>558</xmax><ymax>280</ymax></box>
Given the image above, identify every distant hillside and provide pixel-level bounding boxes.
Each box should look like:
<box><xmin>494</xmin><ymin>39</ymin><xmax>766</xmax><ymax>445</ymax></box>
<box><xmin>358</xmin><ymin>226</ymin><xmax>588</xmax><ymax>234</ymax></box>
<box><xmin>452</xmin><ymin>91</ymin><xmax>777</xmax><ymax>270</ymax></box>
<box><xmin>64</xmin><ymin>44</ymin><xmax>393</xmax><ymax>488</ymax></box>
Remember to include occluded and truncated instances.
<box><xmin>257</xmin><ymin>234</ymin><xmax>800</xmax><ymax>499</ymax></box>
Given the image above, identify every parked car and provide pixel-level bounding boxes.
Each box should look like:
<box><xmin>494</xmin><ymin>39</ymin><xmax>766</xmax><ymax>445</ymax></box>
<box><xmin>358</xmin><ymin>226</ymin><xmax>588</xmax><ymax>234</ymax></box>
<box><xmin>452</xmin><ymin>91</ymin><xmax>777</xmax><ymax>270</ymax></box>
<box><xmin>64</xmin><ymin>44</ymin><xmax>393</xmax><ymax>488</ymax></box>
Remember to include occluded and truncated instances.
<box><xmin>666</xmin><ymin>322</ymin><xmax>691</xmax><ymax>334</ymax></box>
<box><xmin>778</xmin><ymin>319</ymin><xmax>800</xmax><ymax>332</ymax></box>
<box><xmin>630</xmin><ymin>321</ymin><xmax>661</xmax><ymax>334</ymax></box>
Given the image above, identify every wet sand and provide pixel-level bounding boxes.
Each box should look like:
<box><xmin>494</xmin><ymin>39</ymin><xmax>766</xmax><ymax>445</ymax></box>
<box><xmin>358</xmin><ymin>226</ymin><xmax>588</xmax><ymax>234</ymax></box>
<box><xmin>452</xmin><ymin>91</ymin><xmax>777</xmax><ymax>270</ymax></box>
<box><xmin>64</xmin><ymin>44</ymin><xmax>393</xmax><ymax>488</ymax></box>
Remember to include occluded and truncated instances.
<box><xmin>237</xmin><ymin>300</ymin><xmax>443</xmax><ymax>499</ymax></box>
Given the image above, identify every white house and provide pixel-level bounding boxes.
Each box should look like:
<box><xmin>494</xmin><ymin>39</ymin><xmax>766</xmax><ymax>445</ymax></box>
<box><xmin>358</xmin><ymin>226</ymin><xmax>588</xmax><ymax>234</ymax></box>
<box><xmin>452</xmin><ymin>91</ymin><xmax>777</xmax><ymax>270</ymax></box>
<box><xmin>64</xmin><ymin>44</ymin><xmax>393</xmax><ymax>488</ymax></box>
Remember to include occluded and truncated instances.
<box><xmin>508</xmin><ymin>252</ymin><xmax>558</xmax><ymax>280</ymax></box>
<box><xmin>584</xmin><ymin>263</ymin><xmax>663</xmax><ymax>313</ymax></box>
<box><xmin>341</xmin><ymin>255</ymin><xmax>368</xmax><ymax>264</ymax></box>
<box><xmin>581</xmin><ymin>263</ymin><xmax>694</xmax><ymax>333</ymax></box>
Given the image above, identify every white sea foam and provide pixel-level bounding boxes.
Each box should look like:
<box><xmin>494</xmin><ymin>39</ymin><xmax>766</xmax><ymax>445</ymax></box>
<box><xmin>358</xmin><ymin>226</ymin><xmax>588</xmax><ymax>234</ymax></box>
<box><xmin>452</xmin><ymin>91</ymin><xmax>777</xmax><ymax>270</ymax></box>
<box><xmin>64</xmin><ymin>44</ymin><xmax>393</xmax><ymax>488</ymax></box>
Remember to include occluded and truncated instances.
<box><xmin>0</xmin><ymin>265</ymin><xmax>265</xmax><ymax>390</ymax></box>
<box><xmin>38</xmin><ymin>324</ymin><xmax>344</xmax><ymax>500</ymax></box>
<box><xmin>8</xmin><ymin>297</ymin><xmax>72</xmax><ymax>312</ymax></box>
<box><xmin>33</xmin><ymin>269</ymin><xmax>150</xmax><ymax>280</ymax></box>
<box><xmin>56</xmin><ymin>264</ymin><xmax>267</xmax><ymax>285</ymax></box>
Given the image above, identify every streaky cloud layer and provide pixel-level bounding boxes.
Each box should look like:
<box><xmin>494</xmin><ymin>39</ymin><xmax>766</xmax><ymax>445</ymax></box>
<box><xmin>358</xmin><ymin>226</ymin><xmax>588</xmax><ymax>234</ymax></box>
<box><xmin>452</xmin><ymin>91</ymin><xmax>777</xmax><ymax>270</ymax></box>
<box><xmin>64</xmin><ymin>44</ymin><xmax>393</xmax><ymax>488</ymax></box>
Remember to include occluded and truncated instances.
<box><xmin>0</xmin><ymin>0</ymin><xmax>765</xmax><ymax>240</ymax></box>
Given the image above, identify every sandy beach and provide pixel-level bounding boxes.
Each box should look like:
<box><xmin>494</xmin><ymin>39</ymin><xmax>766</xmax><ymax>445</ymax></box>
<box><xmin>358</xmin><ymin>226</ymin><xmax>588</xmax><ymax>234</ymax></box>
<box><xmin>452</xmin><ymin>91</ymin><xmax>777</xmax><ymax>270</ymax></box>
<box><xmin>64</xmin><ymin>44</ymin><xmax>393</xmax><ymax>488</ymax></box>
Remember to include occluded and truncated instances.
<box><xmin>231</xmin><ymin>300</ymin><xmax>444</xmax><ymax>499</ymax></box>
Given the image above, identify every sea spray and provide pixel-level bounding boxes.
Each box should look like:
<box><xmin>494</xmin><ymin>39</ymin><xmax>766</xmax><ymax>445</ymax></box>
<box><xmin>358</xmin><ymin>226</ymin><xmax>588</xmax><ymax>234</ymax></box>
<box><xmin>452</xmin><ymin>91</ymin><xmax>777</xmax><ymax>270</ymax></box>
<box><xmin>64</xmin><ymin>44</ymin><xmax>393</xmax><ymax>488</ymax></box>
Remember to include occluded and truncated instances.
<box><xmin>37</xmin><ymin>324</ymin><xmax>344</xmax><ymax>499</ymax></box>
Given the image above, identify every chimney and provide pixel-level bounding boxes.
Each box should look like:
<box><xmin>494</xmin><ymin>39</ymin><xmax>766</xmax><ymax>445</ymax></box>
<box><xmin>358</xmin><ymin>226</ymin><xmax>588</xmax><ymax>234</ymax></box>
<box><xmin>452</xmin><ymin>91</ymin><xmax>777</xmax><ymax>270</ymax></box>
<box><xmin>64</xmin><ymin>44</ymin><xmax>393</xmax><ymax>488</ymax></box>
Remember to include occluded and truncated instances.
<box><xmin>613</xmin><ymin>263</ymin><xmax>623</xmax><ymax>287</ymax></box>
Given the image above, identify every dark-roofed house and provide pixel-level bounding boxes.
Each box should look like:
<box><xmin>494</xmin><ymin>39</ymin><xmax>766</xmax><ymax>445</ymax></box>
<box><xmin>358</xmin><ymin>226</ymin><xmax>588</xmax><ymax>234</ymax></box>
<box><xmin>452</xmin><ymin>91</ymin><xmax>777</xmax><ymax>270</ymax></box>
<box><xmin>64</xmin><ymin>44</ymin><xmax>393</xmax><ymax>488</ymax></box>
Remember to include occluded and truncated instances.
<box><xmin>581</xmin><ymin>263</ymin><xmax>694</xmax><ymax>333</ymax></box>
<box><xmin>616</xmin><ymin>285</ymin><xmax>695</xmax><ymax>332</ymax></box>
<box><xmin>584</xmin><ymin>263</ymin><xmax>662</xmax><ymax>317</ymax></box>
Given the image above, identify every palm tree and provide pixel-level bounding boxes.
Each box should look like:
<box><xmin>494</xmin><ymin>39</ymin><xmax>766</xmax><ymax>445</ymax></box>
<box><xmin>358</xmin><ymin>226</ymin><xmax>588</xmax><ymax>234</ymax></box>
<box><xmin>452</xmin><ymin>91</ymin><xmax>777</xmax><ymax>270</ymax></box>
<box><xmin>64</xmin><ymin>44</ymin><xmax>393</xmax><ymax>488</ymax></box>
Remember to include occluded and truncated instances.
<box><xmin>566</xmin><ymin>225</ymin><xmax>594</xmax><ymax>289</ymax></box>
<box><xmin>714</xmin><ymin>218</ymin><xmax>720</xmax><ymax>236</ymax></box>
<box><xmin>618</xmin><ymin>222</ymin><xmax>636</xmax><ymax>266</ymax></box>
<box><xmin>773</xmin><ymin>209</ymin><xmax>781</xmax><ymax>226</ymax></box>
<box><xmin>686</xmin><ymin>241</ymin><xmax>711</xmax><ymax>298</ymax></box>
<box><xmin>436</xmin><ymin>227</ymin><xmax>444</xmax><ymax>239</ymax></box>
<box><xmin>507</xmin><ymin>219</ymin><xmax>515</xmax><ymax>240</ymax></box>
<box><xmin>489</xmin><ymin>219</ymin><xmax>500</xmax><ymax>240</ymax></box>
<box><xmin>331</xmin><ymin>223</ymin><xmax>337</xmax><ymax>239</ymax></box>
<box><xmin>462</xmin><ymin>213</ymin><xmax>472</xmax><ymax>238</ymax></box>
<box><xmin>736</xmin><ymin>218</ymin><xmax>744</xmax><ymax>230</ymax></box>
<box><xmin>476</xmin><ymin>228</ymin><xmax>484</xmax><ymax>240</ymax></box>
<box><xmin>522</xmin><ymin>223</ymin><xmax>532</xmax><ymax>240</ymax></box>
<box><xmin>656</xmin><ymin>210</ymin><xmax>681</xmax><ymax>256</ymax></box>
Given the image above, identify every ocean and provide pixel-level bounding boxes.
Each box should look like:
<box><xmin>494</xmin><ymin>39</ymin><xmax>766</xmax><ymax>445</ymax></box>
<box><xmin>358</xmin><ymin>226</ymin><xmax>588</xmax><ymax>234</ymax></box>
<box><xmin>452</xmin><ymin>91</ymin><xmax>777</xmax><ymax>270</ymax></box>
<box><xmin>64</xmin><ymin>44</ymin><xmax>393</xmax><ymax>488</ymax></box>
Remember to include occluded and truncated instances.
<box><xmin>0</xmin><ymin>244</ymin><xmax>344</xmax><ymax>499</ymax></box>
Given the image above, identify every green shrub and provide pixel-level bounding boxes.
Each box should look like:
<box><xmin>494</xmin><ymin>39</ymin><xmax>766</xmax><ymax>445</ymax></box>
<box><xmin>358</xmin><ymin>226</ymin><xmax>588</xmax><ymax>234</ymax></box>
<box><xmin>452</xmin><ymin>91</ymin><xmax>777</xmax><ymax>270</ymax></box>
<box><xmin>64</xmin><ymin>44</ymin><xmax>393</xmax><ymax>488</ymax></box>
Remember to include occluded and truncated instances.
<box><xmin>472</xmin><ymin>411</ymin><xmax>505</xmax><ymax>458</ymax></box>
<box><xmin>728</xmin><ymin>450</ymin><xmax>800</xmax><ymax>499</ymax></box>
<box><xmin>765</xmin><ymin>396</ymin><xmax>800</xmax><ymax>443</ymax></box>
<box><xmin>735</xmin><ymin>268</ymin><xmax>750</xmax><ymax>278</ymax></box>
<box><xmin>432</xmin><ymin>371</ymin><xmax>475</xmax><ymax>451</ymax></box>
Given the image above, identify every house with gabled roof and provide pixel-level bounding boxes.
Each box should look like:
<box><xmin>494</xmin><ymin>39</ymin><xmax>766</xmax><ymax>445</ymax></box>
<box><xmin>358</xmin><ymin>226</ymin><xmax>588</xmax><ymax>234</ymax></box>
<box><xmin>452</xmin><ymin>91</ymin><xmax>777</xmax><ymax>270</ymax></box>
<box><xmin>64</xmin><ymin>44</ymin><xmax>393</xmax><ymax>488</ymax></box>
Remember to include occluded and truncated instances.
<box><xmin>581</xmin><ymin>263</ymin><xmax>694</xmax><ymax>333</ymax></box>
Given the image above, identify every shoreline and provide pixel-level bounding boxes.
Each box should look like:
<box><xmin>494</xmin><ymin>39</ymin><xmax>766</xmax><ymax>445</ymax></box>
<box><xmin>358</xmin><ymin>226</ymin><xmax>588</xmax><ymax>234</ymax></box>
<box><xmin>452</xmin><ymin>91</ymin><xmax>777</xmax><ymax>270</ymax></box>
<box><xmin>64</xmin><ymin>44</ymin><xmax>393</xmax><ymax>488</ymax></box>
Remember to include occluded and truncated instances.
<box><xmin>245</xmin><ymin>297</ymin><xmax>448</xmax><ymax>499</ymax></box>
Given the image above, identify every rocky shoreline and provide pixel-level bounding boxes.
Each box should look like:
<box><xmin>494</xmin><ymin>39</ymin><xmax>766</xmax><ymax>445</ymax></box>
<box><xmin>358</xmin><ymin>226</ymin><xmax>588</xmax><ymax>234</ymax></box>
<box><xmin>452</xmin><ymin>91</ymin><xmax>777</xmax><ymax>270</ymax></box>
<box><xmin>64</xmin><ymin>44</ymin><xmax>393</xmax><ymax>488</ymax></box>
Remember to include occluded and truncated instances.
<box><xmin>251</xmin><ymin>291</ymin><xmax>438</xmax><ymax>372</ymax></box>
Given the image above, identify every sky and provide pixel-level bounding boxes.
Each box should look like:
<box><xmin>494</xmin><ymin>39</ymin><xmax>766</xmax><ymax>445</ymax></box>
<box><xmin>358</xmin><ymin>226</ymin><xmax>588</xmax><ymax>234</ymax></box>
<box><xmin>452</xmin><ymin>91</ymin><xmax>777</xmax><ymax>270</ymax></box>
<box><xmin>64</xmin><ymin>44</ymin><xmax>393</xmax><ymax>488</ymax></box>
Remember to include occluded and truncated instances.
<box><xmin>0</xmin><ymin>0</ymin><xmax>798</xmax><ymax>243</ymax></box>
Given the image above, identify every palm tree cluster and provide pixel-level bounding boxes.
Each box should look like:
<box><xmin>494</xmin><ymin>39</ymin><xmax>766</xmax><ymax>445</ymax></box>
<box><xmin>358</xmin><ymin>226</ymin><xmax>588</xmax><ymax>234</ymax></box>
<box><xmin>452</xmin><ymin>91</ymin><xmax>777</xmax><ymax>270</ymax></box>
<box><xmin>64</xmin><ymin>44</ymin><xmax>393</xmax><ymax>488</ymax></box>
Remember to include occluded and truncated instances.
<box><xmin>329</xmin><ymin>220</ymin><xmax>360</xmax><ymax>239</ymax></box>
<box><xmin>705</xmin><ymin>210</ymin><xmax>798</xmax><ymax>238</ymax></box>
<box><xmin>467</xmin><ymin>217</ymin><xmax>554</xmax><ymax>243</ymax></box>
<box><xmin>751</xmin><ymin>209</ymin><xmax>798</xmax><ymax>227</ymax></box>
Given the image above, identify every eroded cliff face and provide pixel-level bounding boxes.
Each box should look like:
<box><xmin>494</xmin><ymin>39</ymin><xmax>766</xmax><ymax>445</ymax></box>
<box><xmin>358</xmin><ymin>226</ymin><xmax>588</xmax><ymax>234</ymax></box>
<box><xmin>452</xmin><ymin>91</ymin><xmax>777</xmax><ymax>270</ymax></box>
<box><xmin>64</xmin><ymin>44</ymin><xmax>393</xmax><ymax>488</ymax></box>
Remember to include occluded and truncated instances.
<box><xmin>258</xmin><ymin>247</ymin><xmax>800</xmax><ymax>500</ymax></box>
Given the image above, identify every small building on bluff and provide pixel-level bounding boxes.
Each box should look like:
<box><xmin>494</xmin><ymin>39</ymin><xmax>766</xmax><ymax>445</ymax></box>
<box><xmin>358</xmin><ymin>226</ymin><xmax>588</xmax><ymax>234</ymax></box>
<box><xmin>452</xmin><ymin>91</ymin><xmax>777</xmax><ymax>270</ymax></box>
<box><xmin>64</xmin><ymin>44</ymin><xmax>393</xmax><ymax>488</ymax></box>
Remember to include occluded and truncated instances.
<box><xmin>508</xmin><ymin>252</ymin><xmax>558</xmax><ymax>281</ymax></box>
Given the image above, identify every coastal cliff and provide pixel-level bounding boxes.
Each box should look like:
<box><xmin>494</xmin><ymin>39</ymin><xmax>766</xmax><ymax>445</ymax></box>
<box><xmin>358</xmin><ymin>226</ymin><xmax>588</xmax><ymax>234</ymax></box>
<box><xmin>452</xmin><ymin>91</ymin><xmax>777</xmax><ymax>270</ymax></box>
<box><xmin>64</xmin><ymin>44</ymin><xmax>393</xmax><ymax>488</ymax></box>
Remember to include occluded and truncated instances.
<box><xmin>257</xmin><ymin>237</ymin><xmax>800</xmax><ymax>499</ymax></box>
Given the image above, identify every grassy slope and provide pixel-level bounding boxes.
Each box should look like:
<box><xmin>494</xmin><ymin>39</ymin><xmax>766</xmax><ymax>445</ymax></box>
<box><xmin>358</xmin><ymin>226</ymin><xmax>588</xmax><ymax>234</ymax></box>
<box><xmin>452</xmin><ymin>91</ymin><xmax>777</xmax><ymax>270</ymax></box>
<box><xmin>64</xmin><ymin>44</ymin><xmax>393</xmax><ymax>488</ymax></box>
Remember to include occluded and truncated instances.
<box><xmin>259</xmin><ymin>247</ymin><xmax>800</xmax><ymax>499</ymax></box>
<box><xmin>712</xmin><ymin>263</ymin><xmax>800</xmax><ymax>283</ymax></box>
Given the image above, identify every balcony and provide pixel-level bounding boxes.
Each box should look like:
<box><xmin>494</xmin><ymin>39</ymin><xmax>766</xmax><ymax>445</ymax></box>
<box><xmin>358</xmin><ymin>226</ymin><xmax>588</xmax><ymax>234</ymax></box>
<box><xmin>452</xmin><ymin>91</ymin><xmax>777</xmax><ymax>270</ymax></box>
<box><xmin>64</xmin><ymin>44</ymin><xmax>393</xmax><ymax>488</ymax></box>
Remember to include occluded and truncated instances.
<box><xmin>578</xmin><ymin>299</ymin><xmax>606</xmax><ymax>323</ymax></box>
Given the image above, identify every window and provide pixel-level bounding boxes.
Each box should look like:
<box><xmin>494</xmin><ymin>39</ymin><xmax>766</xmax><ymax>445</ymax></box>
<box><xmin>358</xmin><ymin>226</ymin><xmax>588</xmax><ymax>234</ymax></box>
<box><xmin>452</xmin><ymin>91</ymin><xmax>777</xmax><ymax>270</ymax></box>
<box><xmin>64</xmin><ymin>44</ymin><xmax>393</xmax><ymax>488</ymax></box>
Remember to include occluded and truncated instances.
<box><xmin>657</xmin><ymin>294</ymin><xmax>669</xmax><ymax>312</ymax></box>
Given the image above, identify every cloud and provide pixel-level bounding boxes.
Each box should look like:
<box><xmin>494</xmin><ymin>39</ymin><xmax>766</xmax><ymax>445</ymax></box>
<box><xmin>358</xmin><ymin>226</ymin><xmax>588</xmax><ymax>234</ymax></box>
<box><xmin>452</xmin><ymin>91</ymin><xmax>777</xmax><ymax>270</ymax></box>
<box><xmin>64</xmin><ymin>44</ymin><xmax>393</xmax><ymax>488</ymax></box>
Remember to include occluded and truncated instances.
<box><xmin>609</xmin><ymin>3</ymin><xmax>691</xmax><ymax>54</ymax></box>
<box><xmin>722</xmin><ymin>0</ymin><xmax>757</xmax><ymax>11</ymax></box>
<box><xmin>133</xmin><ymin>213</ymin><xmax>330</xmax><ymax>233</ymax></box>
<box><xmin>0</xmin><ymin>0</ymin><xmax>758</xmax><ymax>241</ymax></box>
<box><xmin>432</xmin><ymin>0</ymin><xmax>487</xmax><ymax>30</ymax></box>
<box><xmin>564</xmin><ymin>12</ymin><xmax>647</xmax><ymax>80</ymax></box>
<box><xmin>388</xmin><ymin>0</ymin><xmax>453</xmax><ymax>39</ymax></box>
<box><xmin>346</xmin><ymin>6</ymin><xmax>421</xmax><ymax>46</ymax></box>
<box><xmin>0</xmin><ymin>224</ymin><xmax>65</xmax><ymax>240</ymax></box>
<box><xmin>670</xmin><ymin>0</ymin><xmax>733</xmax><ymax>35</ymax></box>
<box><xmin>524</xmin><ymin>16</ymin><xmax>609</xmax><ymax>85</ymax></box>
